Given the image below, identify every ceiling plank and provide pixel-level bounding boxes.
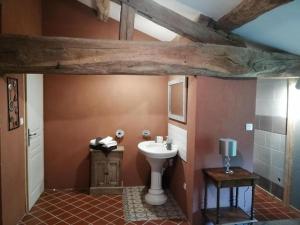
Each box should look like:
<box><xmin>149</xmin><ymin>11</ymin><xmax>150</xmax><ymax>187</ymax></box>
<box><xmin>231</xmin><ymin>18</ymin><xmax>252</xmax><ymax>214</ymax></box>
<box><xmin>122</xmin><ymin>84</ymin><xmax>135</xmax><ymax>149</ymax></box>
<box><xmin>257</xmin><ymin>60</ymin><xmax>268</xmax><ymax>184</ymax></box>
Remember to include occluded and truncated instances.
<box><xmin>218</xmin><ymin>0</ymin><xmax>292</xmax><ymax>31</ymax></box>
<box><xmin>0</xmin><ymin>35</ymin><xmax>299</xmax><ymax>77</ymax></box>
<box><xmin>119</xmin><ymin>3</ymin><xmax>135</xmax><ymax>40</ymax></box>
<box><xmin>116</xmin><ymin>0</ymin><xmax>244</xmax><ymax>46</ymax></box>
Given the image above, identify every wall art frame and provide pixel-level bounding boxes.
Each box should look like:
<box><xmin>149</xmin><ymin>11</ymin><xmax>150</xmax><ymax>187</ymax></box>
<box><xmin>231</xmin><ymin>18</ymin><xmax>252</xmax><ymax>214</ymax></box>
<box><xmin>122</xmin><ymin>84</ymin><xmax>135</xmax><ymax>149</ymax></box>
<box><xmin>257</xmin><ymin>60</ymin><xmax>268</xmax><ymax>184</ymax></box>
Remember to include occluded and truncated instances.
<box><xmin>7</xmin><ymin>77</ymin><xmax>20</xmax><ymax>131</ymax></box>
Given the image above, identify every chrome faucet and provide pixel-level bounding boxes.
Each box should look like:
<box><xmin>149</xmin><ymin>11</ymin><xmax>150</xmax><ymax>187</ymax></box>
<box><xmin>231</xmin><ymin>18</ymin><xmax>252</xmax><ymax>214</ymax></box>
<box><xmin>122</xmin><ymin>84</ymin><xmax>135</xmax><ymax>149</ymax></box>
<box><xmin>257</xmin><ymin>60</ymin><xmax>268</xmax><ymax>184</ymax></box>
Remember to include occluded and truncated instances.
<box><xmin>155</xmin><ymin>136</ymin><xmax>163</xmax><ymax>143</ymax></box>
<box><xmin>166</xmin><ymin>136</ymin><xmax>172</xmax><ymax>150</ymax></box>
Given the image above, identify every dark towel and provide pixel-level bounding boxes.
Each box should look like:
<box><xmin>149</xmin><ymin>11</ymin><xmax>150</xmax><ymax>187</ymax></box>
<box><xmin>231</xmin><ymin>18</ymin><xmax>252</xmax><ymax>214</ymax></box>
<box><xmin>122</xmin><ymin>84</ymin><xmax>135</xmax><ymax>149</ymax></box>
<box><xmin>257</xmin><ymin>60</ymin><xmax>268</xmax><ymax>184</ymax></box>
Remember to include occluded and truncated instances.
<box><xmin>89</xmin><ymin>137</ymin><xmax>117</xmax><ymax>156</ymax></box>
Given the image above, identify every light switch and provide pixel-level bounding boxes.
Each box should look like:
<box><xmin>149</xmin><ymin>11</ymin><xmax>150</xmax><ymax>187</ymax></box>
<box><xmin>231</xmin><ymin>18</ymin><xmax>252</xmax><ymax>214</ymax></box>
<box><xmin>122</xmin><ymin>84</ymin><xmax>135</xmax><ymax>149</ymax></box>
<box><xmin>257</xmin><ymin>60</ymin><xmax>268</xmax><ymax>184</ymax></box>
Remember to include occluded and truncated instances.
<box><xmin>245</xmin><ymin>123</ymin><xmax>253</xmax><ymax>131</ymax></box>
<box><xmin>20</xmin><ymin>117</ymin><xmax>24</xmax><ymax>126</ymax></box>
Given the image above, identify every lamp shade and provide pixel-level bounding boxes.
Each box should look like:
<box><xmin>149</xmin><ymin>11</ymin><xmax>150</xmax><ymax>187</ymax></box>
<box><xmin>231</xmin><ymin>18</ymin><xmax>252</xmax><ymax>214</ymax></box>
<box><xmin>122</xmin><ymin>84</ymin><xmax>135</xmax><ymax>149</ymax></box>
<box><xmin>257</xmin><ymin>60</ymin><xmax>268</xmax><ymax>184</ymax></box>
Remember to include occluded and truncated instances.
<box><xmin>219</xmin><ymin>138</ymin><xmax>237</xmax><ymax>157</ymax></box>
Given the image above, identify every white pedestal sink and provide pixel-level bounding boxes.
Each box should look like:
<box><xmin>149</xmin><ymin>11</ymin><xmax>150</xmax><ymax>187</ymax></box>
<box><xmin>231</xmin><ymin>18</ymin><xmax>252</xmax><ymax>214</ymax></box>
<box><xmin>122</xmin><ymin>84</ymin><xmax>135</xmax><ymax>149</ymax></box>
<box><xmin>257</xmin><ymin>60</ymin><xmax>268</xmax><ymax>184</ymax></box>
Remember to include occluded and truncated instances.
<box><xmin>138</xmin><ymin>141</ymin><xmax>178</xmax><ymax>205</ymax></box>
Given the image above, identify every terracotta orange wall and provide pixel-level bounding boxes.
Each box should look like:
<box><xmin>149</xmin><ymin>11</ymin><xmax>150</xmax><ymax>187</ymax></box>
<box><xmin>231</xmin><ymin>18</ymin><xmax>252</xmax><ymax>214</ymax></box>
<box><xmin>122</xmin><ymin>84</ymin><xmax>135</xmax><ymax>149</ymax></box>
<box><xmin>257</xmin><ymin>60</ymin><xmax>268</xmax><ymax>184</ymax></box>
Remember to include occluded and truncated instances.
<box><xmin>0</xmin><ymin>0</ymin><xmax>42</xmax><ymax>224</ymax></box>
<box><xmin>166</xmin><ymin>75</ymin><xmax>197</xmax><ymax>219</ymax></box>
<box><xmin>42</xmin><ymin>0</ymin><xmax>156</xmax><ymax>41</ymax></box>
<box><xmin>191</xmin><ymin>77</ymin><xmax>257</xmax><ymax>224</ymax></box>
<box><xmin>42</xmin><ymin>0</ymin><xmax>168</xmax><ymax>189</ymax></box>
<box><xmin>167</xmin><ymin>76</ymin><xmax>256</xmax><ymax>225</ymax></box>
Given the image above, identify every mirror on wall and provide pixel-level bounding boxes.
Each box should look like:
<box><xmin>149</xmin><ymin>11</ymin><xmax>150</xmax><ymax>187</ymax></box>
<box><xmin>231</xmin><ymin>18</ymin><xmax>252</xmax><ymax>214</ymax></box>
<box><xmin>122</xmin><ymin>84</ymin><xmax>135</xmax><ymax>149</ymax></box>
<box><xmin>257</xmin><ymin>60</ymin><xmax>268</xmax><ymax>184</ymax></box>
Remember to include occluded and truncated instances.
<box><xmin>168</xmin><ymin>76</ymin><xmax>187</xmax><ymax>123</ymax></box>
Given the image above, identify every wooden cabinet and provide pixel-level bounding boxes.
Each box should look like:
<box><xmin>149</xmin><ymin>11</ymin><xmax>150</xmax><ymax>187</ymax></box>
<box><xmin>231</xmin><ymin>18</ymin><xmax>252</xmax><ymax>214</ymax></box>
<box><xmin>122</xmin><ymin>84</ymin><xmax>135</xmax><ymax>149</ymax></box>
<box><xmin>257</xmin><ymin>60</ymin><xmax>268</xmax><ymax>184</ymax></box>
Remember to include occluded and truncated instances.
<box><xmin>90</xmin><ymin>146</ymin><xmax>124</xmax><ymax>195</ymax></box>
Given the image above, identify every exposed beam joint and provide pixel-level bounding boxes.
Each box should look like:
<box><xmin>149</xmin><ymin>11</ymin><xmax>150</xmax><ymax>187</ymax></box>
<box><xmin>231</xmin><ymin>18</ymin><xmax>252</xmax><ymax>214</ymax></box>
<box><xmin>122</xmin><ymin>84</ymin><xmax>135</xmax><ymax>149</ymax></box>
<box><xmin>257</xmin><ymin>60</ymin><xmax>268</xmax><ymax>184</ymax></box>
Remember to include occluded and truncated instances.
<box><xmin>116</xmin><ymin>0</ymin><xmax>244</xmax><ymax>46</ymax></box>
<box><xmin>218</xmin><ymin>0</ymin><xmax>293</xmax><ymax>31</ymax></box>
<box><xmin>119</xmin><ymin>3</ymin><xmax>135</xmax><ymax>40</ymax></box>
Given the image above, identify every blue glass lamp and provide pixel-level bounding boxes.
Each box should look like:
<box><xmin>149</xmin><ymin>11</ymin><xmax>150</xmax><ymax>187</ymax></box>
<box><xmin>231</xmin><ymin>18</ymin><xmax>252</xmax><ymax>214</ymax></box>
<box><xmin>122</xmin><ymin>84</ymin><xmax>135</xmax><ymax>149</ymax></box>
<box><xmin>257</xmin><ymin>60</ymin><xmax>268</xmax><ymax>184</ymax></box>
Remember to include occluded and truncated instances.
<box><xmin>219</xmin><ymin>138</ymin><xmax>237</xmax><ymax>174</ymax></box>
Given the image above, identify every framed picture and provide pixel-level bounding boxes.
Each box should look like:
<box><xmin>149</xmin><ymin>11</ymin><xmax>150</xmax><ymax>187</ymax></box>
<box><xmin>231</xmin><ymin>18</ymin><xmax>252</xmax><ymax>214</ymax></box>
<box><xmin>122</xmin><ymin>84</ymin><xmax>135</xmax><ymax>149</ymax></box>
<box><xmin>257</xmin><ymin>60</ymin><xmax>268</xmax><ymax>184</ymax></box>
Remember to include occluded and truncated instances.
<box><xmin>7</xmin><ymin>77</ymin><xmax>20</xmax><ymax>131</ymax></box>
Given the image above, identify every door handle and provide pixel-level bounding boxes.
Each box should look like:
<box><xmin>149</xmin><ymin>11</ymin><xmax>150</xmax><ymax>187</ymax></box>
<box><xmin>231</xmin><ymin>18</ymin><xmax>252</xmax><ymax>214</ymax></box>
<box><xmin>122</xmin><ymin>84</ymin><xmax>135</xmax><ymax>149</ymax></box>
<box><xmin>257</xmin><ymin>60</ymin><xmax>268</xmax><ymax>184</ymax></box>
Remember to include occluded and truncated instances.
<box><xmin>28</xmin><ymin>129</ymin><xmax>37</xmax><ymax>146</ymax></box>
<box><xmin>29</xmin><ymin>132</ymin><xmax>37</xmax><ymax>137</ymax></box>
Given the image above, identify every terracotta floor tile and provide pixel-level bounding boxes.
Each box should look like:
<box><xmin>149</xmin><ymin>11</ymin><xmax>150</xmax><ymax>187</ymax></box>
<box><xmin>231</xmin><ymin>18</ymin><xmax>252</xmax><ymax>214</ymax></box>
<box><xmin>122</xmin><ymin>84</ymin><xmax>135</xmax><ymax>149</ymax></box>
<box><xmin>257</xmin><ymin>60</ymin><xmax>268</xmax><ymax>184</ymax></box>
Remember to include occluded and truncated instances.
<box><xmin>84</xmin><ymin>214</ymin><xmax>101</xmax><ymax>223</ymax></box>
<box><xmin>102</xmin><ymin>213</ymin><xmax>120</xmax><ymax>222</ymax></box>
<box><xmin>30</xmin><ymin>209</ymin><xmax>47</xmax><ymax>218</ymax></box>
<box><xmin>21</xmin><ymin>215</ymin><xmax>36</xmax><ymax>222</ymax></box>
<box><xmin>111</xmin><ymin>218</ymin><xmax>126</xmax><ymax>225</ymax></box>
<box><xmin>96</xmin><ymin>202</ymin><xmax>111</xmax><ymax>209</ymax></box>
<box><xmin>54</xmin><ymin>222</ymin><xmax>69</xmax><ymax>225</ymax></box>
<box><xmin>68</xmin><ymin>207</ymin><xmax>85</xmax><ymax>215</ymax></box>
<box><xmin>76</xmin><ymin>210</ymin><xmax>91</xmax><ymax>219</ymax></box>
<box><xmin>44</xmin><ymin>217</ymin><xmax>62</xmax><ymax>225</ymax></box>
<box><xmin>79</xmin><ymin>203</ymin><xmax>94</xmax><ymax>211</ymax></box>
<box><xmin>94</xmin><ymin>218</ymin><xmax>113</xmax><ymax>225</ymax></box>
<box><xmin>38</xmin><ymin>213</ymin><xmax>55</xmax><ymax>221</ymax></box>
<box><xmin>254</xmin><ymin>186</ymin><xmax>300</xmax><ymax>221</ymax></box>
<box><xmin>64</xmin><ymin>216</ymin><xmax>82</xmax><ymax>224</ymax></box>
<box><xmin>25</xmin><ymin>218</ymin><xmax>44</xmax><ymax>225</ymax></box>
<box><xmin>56</xmin><ymin>211</ymin><xmax>73</xmax><ymax>220</ymax></box>
<box><xmin>73</xmin><ymin>220</ymin><xmax>91</xmax><ymax>225</ymax></box>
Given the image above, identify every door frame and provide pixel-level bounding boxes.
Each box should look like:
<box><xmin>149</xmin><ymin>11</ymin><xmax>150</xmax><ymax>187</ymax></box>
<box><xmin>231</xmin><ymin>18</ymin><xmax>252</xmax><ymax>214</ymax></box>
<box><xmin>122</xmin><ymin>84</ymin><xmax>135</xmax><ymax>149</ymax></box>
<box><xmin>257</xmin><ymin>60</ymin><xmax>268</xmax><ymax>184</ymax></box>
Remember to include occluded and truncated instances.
<box><xmin>283</xmin><ymin>79</ymin><xmax>300</xmax><ymax>209</ymax></box>
<box><xmin>24</xmin><ymin>73</ymin><xmax>29</xmax><ymax>212</ymax></box>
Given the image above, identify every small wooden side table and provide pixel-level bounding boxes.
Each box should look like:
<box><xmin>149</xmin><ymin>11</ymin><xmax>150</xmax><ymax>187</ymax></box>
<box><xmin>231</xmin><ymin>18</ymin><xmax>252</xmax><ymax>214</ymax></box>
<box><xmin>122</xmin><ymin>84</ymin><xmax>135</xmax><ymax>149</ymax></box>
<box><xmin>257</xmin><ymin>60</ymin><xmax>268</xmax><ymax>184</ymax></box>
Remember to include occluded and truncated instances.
<box><xmin>203</xmin><ymin>167</ymin><xmax>258</xmax><ymax>225</ymax></box>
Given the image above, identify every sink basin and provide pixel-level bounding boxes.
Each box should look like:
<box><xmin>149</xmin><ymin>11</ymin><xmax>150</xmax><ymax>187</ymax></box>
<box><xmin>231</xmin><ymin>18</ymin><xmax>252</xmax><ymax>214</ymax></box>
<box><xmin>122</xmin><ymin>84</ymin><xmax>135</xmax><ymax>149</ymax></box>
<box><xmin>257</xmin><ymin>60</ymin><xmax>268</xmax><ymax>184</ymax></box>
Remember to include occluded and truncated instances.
<box><xmin>138</xmin><ymin>141</ymin><xmax>178</xmax><ymax>159</ymax></box>
<box><xmin>138</xmin><ymin>141</ymin><xmax>178</xmax><ymax>205</ymax></box>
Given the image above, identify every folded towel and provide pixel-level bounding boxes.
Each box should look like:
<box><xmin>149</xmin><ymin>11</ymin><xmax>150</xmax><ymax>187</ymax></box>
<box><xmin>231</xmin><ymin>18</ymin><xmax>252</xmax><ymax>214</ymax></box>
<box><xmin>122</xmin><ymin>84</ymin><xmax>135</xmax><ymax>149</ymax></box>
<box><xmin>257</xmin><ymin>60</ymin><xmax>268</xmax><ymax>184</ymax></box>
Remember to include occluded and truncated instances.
<box><xmin>104</xmin><ymin>140</ymin><xmax>117</xmax><ymax>148</ymax></box>
<box><xmin>99</xmin><ymin>136</ymin><xmax>113</xmax><ymax>145</ymax></box>
<box><xmin>90</xmin><ymin>137</ymin><xmax>103</xmax><ymax>146</ymax></box>
<box><xmin>90</xmin><ymin>139</ymin><xmax>96</xmax><ymax>145</ymax></box>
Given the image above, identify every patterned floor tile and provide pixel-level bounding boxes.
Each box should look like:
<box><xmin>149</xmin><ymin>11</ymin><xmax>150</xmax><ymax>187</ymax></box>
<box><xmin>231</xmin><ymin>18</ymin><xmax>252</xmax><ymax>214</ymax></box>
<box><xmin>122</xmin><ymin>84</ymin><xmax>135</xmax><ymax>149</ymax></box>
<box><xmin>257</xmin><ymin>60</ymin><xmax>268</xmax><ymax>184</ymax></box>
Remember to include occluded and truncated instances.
<box><xmin>123</xmin><ymin>186</ymin><xmax>186</xmax><ymax>222</ymax></box>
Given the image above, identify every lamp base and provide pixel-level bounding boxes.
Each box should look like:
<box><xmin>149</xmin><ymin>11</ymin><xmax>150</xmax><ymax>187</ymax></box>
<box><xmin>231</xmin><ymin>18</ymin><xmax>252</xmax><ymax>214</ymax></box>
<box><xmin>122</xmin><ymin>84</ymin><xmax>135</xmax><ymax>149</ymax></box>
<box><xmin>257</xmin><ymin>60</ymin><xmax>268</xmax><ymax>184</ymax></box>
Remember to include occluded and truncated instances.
<box><xmin>225</xmin><ymin>169</ymin><xmax>234</xmax><ymax>174</ymax></box>
<box><xmin>224</xmin><ymin>156</ymin><xmax>234</xmax><ymax>174</ymax></box>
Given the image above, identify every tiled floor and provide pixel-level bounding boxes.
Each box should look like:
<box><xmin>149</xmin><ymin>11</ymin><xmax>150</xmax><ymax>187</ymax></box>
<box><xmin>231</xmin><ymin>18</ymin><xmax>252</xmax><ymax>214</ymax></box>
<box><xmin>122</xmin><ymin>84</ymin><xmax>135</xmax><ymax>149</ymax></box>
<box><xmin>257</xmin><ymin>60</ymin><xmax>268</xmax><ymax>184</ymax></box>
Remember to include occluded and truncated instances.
<box><xmin>254</xmin><ymin>186</ymin><xmax>300</xmax><ymax>221</ymax></box>
<box><xmin>18</xmin><ymin>189</ymin><xmax>188</xmax><ymax>225</ymax></box>
<box><xmin>19</xmin><ymin>186</ymin><xmax>300</xmax><ymax>225</ymax></box>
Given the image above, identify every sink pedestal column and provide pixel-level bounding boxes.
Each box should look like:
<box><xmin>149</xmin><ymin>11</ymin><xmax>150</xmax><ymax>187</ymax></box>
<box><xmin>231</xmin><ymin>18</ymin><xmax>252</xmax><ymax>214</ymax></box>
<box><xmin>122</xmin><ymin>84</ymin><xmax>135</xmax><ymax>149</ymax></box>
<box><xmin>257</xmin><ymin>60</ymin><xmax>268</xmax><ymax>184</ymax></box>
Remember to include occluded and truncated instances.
<box><xmin>145</xmin><ymin>157</ymin><xmax>167</xmax><ymax>205</ymax></box>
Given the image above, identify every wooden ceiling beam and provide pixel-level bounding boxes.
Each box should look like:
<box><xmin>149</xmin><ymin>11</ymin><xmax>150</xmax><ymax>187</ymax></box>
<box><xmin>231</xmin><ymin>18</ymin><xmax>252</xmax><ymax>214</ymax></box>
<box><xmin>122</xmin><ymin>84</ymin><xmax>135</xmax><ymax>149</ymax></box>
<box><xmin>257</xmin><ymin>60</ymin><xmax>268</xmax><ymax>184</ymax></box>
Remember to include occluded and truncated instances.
<box><xmin>0</xmin><ymin>35</ymin><xmax>300</xmax><ymax>77</ymax></box>
<box><xmin>218</xmin><ymin>0</ymin><xmax>292</xmax><ymax>31</ymax></box>
<box><xmin>119</xmin><ymin>3</ymin><xmax>135</xmax><ymax>40</ymax></box>
<box><xmin>114</xmin><ymin>0</ymin><xmax>244</xmax><ymax>46</ymax></box>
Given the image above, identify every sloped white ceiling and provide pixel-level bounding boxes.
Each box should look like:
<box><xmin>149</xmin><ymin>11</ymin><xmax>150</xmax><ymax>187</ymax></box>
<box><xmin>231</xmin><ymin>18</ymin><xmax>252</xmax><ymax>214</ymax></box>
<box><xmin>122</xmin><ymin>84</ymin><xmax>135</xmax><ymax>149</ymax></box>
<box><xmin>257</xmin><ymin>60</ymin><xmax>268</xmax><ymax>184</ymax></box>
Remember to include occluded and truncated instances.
<box><xmin>77</xmin><ymin>0</ymin><xmax>244</xmax><ymax>41</ymax></box>
<box><xmin>78</xmin><ymin>0</ymin><xmax>299</xmax><ymax>55</ymax></box>
<box><xmin>78</xmin><ymin>0</ymin><xmax>239</xmax><ymax>41</ymax></box>
<box><xmin>77</xmin><ymin>0</ymin><xmax>177</xmax><ymax>41</ymax></box>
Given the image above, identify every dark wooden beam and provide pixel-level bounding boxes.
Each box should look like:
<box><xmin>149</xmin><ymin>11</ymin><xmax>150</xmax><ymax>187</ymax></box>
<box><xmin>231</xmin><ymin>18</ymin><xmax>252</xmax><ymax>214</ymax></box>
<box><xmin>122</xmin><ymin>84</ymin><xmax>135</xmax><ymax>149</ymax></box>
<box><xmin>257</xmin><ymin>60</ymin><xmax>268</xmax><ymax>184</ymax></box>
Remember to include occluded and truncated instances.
<box><xmin>218</xmin><ymin>0</ymin><xmax>292</xmax><ymax>31</ymax></box>
<box><xmin>0</xmin><ymin>35</ymin><xmax>300</xmax><ymax>77</ymax></box>
<box><xmin>119</xmin><ymin>3</ymin><xmax>135</xmax><ymax>40</ymax></box>
<box><xmin>116</xmin><ymin>0</ymin><xmax>244</xmax><ymax>46</ymax></box>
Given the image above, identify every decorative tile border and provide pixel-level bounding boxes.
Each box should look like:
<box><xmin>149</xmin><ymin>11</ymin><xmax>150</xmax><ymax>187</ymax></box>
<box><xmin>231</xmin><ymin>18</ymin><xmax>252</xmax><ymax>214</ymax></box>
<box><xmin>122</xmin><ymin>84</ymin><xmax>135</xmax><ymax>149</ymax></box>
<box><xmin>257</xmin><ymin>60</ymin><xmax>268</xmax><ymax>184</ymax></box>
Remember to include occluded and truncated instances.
<box><xmin>123</xmin><ymin>186</ymin><xmax>186</xmax><ymax>222</ymax></box>
<box><xmin>255</xmin><ymin>115</ymin><xmax>287</xmax><ymax>135</ymax></box>
<box><xmin>255</xmin><ymin>173</ymin><xmax>284</xmax><ymax>200</ymax></box>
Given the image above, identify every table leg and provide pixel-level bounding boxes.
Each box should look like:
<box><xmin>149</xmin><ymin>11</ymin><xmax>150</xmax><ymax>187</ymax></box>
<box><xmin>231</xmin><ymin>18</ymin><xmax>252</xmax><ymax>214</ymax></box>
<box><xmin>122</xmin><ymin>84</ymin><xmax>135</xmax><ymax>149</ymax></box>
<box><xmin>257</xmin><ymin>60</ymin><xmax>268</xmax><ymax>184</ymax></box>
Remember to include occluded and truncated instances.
<box><xmin>235</xmin><ymin>187</ymin><xmax>239</xmax><ymax>208</ymax></box>
<box><xmin>251</xmin><ymin>183</ymin><xmax>255</xmax><ymax>220</ymax></box>
<box><xmin>204</xmin><ymin>175</ymin><xmax>208</xmax><ymax>213</ymax></box>
<box><xmin>230</xmin><ymin>187</ymin><xmax>233</xmax><ymax>207</ymax></box>
<box><xmin>216</xmin><ymin>185</ymin><xmax>220</xmax><ymax>224</ymax></box>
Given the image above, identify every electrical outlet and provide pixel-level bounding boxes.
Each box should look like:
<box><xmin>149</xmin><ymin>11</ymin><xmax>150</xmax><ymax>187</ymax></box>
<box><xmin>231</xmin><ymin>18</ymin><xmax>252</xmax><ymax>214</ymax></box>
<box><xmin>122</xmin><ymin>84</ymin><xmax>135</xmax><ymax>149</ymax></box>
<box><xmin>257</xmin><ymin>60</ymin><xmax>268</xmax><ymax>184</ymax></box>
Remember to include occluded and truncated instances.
<box><xmin>183</xmin><ymin>183</ymin><xmax>186</xmax><ymax>190</ymax></box>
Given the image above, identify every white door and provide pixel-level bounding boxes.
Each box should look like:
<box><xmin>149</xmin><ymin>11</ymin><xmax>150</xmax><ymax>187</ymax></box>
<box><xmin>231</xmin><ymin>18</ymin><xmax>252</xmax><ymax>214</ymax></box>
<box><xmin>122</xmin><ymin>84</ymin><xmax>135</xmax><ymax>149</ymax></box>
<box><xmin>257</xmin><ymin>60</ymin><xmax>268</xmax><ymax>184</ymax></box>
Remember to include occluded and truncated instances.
<box><xmin>26</xmin><ymin>74</ymin><xmax>44</xmax><ymax>210</ymax></box>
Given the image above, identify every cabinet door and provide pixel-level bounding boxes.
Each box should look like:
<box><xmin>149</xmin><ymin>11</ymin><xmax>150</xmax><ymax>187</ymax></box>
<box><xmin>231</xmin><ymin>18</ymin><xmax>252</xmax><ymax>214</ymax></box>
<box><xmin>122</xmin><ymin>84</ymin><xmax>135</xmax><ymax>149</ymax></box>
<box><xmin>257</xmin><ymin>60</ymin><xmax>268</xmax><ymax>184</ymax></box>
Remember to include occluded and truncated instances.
<box><xmin>94</xmin><ymin>161</ymin><xmax>107</xmax><ymax>187</ymax></box>
<box><xmin>107</xmin><ymin>160</ymin><xmax>120</xmax><ymax>186</ymax></box>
